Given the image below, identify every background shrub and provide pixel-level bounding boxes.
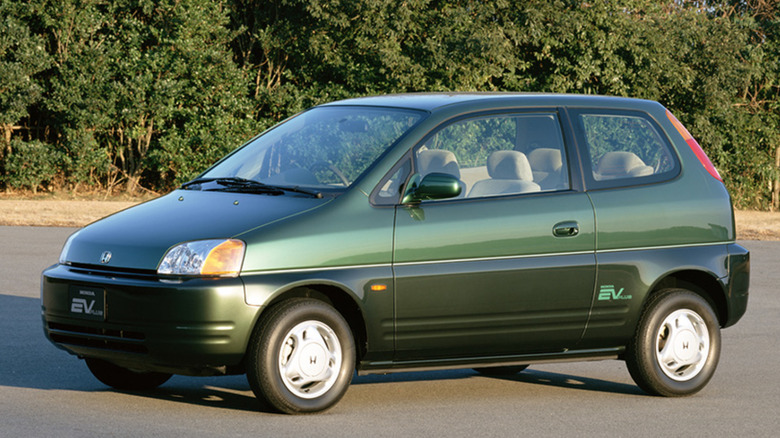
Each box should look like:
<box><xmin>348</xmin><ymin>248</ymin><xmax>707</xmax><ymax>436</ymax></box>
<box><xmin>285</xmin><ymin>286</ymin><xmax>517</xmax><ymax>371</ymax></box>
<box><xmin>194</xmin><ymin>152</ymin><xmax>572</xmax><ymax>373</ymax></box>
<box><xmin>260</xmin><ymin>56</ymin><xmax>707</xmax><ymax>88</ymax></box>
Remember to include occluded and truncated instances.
<box><xmin>0</xmin><ymin>0</ymin><xmax>778</xmax><ymax>208</ymax></box>
<box><xmin>2</xmin><ymin>138</ymin><xmax>63</xmax><ymax>192</ymax></box>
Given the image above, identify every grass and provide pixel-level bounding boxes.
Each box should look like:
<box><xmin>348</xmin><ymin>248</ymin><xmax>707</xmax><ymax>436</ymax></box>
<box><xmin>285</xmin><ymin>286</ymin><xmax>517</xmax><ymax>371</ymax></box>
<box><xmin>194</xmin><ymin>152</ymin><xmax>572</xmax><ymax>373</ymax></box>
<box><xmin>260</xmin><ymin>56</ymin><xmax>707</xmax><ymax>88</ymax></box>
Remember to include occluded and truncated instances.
<box><xmin>0</xmin><ymin>190</ymin><xmax>154</xmax><ymax>227</ymax></box>
<box><xmin>1</xmin><ymin>191</ymin><xmax>778</xmax><ymax>240</ymax></box>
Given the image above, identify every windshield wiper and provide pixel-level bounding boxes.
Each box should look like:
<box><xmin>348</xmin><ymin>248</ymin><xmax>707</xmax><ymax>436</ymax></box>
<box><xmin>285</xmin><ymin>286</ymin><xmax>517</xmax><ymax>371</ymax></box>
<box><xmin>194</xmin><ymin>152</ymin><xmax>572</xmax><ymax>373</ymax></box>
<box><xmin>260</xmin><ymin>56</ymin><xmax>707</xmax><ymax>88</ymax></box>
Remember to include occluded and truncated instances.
<box><xmin>180</xmin><ymin>177</ymin><xmax>322</xmax><ymax>198</ymax></box>
<box><xmin>181</xmin><ymin>177</ymin><xmax>283</xmax><ymax>195</ymax></box>
<box><xmin>180</xmin><ymin>177</ymin><xmax>221</xmax><ymax>189</ymax></box>
<box><xmin>274</xmin><ymin>185</ymin><xmax>324</xmax><ymax>199</ymax></box>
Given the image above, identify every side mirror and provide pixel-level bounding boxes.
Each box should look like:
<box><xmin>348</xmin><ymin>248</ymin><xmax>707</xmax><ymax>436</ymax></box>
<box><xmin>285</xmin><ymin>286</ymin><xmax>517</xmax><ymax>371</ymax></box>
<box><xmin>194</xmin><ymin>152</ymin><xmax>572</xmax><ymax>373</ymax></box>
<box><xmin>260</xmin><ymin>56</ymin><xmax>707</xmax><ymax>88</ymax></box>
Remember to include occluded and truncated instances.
<box><xmin>401</xmin><ymin>173</ymin><xmax>462</xmax><ymax>204</ymax></box>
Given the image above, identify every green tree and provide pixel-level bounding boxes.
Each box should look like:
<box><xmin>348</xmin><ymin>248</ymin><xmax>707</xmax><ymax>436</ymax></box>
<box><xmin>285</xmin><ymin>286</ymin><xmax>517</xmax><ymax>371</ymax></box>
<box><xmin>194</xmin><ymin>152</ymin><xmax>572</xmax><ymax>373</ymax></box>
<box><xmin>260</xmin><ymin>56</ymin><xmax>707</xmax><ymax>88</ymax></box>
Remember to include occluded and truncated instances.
<box><xmin>506</xmin><ymin>0</ymin><xmax>777</xmax><ymax>208</ymax></box>
<box><xmin>34</xmin><ymin>0</ymin><xmax>254</xmax><ymax>193</ymax></box>
<box><xmin>1</xmin><ymin>0</ymin><xmax>779</xmax><ymax>208</ymax></box>
<box><xmin>0</xmin><ymin>0</ymin><xmax>51</xmax><ymax>189</ymax></box>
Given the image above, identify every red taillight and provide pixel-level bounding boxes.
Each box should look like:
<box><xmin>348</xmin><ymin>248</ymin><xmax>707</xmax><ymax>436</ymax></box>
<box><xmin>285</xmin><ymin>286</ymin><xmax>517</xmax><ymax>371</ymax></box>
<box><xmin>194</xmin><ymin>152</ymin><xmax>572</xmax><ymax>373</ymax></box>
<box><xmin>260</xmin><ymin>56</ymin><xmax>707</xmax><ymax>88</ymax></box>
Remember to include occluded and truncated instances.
<box><xmin>666</xmin><ymin>110</ymin><xmax>722</xmax><ymax>182</ymax></box>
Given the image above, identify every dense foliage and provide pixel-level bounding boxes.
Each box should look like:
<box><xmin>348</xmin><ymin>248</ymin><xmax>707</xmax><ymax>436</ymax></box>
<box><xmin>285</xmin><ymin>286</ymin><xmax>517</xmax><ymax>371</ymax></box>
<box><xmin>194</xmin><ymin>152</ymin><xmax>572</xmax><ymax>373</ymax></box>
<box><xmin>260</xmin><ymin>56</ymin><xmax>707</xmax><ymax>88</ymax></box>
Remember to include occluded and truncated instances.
<box><xmin>1</xmin><ymin>0</ymin><xmax>779</xmax><ymax>208</ymax></box>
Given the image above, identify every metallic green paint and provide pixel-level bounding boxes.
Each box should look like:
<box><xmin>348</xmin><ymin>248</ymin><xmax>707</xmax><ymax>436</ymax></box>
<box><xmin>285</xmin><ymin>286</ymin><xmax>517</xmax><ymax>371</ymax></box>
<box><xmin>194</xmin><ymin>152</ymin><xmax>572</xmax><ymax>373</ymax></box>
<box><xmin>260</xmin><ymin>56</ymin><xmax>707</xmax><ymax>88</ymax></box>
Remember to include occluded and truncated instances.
<box><xmin>393</xmin><ymin>191</ymin><xmax>596</xmax><ymax>358</ymax></box>
<box><xmin>242</xmin><ymin>265</ymin><xmax>396</xmax><ymax>362</ymax></box>
<box><xmin>587</xmin><ymin>176</ymin><xmax>734</xmax><ymax>250</ymax></box>
<box><xmin>42</xmin><ymin>264</ymin><xmax>257</xmax><ymax>374</ymax></box>
<box><xmin>400</xmin><ymin>172</ymin><xmax>462</xmax><ymax>203</ymax></box>
<box><xmin>42</xmin><ymin>93</ymin><xmax>749</xmax><ymax>385</ymax></box>
<box><xmin>579</xmin><ymin>244</ymin><xmax>731</xmax><ymax>350</ymax></box>
<box><xmin>238</xmin><ymin>190</ymin><xmax>396</xmax><ymax>271</ymax></box>
<box><xmin>62</xmin><ymin>190</ymin><xmax>331</xmax><ymax>271</ymax></box>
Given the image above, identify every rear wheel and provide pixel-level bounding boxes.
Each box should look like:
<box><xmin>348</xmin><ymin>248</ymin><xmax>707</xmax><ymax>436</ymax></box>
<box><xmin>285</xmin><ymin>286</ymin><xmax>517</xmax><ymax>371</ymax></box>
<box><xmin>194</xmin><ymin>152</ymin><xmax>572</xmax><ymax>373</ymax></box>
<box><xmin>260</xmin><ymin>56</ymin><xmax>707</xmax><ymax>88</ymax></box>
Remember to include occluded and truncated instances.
<box><xmin>625</xmin><ymin>289</ymin><xmax>721</xmax><ymax>396</ymax></box>
<box><xmin>246</xmin><ymin>298</ymin><xmax>355</xmax><ymax>414</ymax></box>
<box><xmin>85</xmin><ymin>358</ymin><xmax>171</xmax><ymax>390</ymax></box>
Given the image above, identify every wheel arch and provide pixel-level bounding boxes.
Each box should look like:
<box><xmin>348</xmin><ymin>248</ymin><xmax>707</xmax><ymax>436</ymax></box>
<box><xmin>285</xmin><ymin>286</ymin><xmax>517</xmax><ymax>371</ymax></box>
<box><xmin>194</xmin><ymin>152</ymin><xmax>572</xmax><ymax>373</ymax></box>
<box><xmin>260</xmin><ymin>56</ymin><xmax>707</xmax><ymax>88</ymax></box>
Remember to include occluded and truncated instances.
<box><xmin>647</xmin><ymin>269</ymin><xmax>728</xmax><ymax>326</ymax></box>
<box><xmin>260</xmin><ymin>283</ymin><xmax>369</xmax><ymax>364</ymax></box>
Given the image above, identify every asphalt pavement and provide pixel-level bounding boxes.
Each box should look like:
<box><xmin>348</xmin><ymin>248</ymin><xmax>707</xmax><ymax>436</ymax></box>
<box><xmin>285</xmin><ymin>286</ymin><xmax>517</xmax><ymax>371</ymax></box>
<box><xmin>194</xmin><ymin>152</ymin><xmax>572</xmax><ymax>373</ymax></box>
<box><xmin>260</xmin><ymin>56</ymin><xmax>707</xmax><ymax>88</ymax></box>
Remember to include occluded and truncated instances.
<box><xmin>1</xmin><ymin>226</ymin><xmax>777</xmax><ymax>437</ymax></box>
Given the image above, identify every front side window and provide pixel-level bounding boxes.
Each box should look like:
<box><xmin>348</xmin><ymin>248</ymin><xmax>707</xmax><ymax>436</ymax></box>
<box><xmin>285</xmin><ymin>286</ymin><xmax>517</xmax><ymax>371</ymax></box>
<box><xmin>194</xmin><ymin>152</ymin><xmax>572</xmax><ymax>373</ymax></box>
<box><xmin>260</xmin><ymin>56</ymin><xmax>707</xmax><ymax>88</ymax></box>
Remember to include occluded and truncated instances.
<box><xmin>199</xmin><ymin>106</ymin><xmax>425</xmax><ymax>194</ymax></box>
<box><xmin>413</xmin><ymin>113</ymin><xmax>570</xmax><ymax>199</ymax></box>
<box><xmin>577</xmin><ymin>112</ymin><xmax>677</xmax><ymax>185</ymax></box>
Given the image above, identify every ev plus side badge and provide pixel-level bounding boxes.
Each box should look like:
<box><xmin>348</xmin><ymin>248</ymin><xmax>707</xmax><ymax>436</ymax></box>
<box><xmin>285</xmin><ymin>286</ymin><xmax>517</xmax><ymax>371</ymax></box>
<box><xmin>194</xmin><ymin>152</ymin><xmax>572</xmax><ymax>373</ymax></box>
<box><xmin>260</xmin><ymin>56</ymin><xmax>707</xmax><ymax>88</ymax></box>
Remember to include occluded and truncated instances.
<box><xmin>598</xmin><ymin>285</ymin><xmax>633</xmax><ymax>301</ymax></box>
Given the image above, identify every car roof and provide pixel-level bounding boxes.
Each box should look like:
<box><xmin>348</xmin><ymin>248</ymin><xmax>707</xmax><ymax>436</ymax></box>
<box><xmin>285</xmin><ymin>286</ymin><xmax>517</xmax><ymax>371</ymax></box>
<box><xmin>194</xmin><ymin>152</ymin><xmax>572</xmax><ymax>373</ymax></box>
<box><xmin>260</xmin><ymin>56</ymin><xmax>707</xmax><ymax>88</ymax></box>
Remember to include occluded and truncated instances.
<box><xmin>320</xmin><ymin>92</ymin><xmax>659</xmax><ymax>112</ymax></box>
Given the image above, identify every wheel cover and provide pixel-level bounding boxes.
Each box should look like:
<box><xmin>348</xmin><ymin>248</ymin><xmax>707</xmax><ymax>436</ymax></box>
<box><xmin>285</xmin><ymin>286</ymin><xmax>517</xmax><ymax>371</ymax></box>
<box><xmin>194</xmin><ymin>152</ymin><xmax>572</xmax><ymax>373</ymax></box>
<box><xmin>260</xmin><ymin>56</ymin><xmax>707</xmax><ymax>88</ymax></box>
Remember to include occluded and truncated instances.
<box><xmin>278</xmin><ymin>320</ymin><xmax>343</xmax><ymax>399</ymax></box>
<box><xmin>655</xmin><ymin>309</ymin><xmax>710</xmax><ymax>381</ymax></box>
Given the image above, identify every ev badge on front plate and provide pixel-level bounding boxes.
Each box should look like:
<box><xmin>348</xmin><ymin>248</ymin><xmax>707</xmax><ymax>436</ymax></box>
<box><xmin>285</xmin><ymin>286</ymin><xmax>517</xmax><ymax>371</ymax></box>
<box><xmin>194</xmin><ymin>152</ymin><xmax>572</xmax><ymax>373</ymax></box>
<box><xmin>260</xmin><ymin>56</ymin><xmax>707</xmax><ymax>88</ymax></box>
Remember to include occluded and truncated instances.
<box><xmin>68</xmin><ymin>286</ymin><xmax>105</xmax><ymax>321</ymax></box>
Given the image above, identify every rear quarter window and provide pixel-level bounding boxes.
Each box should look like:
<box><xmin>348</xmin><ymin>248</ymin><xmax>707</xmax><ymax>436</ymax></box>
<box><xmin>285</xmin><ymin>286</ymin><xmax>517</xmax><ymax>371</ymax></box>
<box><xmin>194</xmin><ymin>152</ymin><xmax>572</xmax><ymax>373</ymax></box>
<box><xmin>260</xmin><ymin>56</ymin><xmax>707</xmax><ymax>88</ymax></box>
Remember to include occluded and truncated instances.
<box><xmin>573</xmin><ymin>110</ymin><xmax>679</xmax><ymax>188</ymax></box>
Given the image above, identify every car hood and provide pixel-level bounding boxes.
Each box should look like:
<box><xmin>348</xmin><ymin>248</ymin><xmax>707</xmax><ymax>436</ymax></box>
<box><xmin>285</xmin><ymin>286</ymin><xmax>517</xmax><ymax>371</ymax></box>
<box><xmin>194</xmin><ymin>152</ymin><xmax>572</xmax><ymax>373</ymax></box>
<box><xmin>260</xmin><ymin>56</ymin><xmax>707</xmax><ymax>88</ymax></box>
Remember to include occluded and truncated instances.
<box><xmin>64</xmin><ymin>190</ymin><xmax>330</xmax><ymax>271</ymax></box>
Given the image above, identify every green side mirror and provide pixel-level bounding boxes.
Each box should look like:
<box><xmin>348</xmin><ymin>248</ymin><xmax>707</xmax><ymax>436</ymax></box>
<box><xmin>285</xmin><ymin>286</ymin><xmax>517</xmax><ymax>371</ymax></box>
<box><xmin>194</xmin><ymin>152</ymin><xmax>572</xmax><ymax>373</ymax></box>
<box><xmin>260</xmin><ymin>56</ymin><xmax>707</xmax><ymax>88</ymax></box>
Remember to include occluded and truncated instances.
<box><xmin>401</xmin><ymin>173</ymin><xmax>462</xmax><ymax>204</ymax></box>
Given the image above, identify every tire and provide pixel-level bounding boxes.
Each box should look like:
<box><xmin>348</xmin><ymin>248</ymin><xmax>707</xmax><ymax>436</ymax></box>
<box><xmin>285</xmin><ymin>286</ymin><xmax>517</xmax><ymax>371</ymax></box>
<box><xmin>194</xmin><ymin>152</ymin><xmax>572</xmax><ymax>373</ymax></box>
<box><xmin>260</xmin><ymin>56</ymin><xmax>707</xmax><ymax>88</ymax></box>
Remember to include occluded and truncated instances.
<box><xmin>85</xmin><ymin>358</ymin><xmax>172</xmax><ymax>390</ymax></box>
<box><xmin>246</xmin><ymin>298</ymin><xmax>356</xmax><ymax>414</ymax></box>
<box><xmin>473</xmin><ymin>365</ymin><xmax>529</xmax><ymax>376</ymax></box>
<box><xmin>625</xmin><ymin>289</ymin><xmax>721</xmax><ymax>397</ymax></box>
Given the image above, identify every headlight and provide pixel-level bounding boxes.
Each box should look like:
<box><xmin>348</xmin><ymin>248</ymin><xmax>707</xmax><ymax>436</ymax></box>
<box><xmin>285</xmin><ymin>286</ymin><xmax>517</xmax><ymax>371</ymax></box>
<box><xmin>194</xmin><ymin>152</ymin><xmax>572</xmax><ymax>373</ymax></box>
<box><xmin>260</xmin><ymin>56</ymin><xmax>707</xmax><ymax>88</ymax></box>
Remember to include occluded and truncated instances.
<box><xmin>158</xmin><ymin>239</ymin><xmax>245</xmax><ymax>277</ymax></box>
<box><xmin>59</xmin><ymin>230</ymin><xmax>81</xmax><ymax>264</ymax></box>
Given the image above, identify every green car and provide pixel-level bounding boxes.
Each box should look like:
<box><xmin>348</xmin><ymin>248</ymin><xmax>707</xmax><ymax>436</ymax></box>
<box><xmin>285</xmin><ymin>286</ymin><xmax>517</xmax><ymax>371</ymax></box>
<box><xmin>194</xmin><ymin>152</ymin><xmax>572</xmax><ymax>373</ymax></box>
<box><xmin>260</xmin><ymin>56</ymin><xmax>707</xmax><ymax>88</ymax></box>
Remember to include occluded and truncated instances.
<box><xmin>42</xmin><ymin>93</ymin><xmax>749</xmax><ymax>414</ymax></box>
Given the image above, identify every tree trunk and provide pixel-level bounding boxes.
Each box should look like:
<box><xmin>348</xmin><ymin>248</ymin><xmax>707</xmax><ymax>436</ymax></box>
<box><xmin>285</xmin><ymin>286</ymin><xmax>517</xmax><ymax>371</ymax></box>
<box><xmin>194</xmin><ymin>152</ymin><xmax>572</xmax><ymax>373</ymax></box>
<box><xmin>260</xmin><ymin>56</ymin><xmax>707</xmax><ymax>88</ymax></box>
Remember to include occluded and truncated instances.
<box><xmin>773</xmin><ymin>145</ymin><xmax>780</xmax><ymax>211</ymax></box>
<box><xmin>1</xmin><ymin>124</ymin><xmax>14</xmax><ymax>193</ymax></box>
<box><xmin>126</xmin><ymin>173</ymin><xmax>139</xmax><ymax>195</ymax></box>
<box><xmin>1</xmin><ymin>124</ymin><xmax>11</xmax><ymax>147</ymax></box>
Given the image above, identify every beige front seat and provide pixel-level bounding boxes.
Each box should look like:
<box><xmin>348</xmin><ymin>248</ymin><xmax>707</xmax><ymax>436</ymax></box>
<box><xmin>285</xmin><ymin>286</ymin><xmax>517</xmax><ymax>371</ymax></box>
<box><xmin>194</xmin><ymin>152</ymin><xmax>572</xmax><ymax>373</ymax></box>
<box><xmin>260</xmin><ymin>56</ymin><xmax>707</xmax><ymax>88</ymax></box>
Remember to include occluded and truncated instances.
<box><xmin>468</xmin><ymin>150</ymin><xmax>541</xmax><ymax>197</ymax></box>
<box><xmin>416</xmin><ymin>149</ymin><xmax>465</xmax><ymax>197</ymax></box>
<box><xmin>417</xmin><ymin>149</ymin><xmax>461</xmax><ymax>179</ymax></box>
<box><xmin>528</xmin><ymin>148</ymin><xmax>563</xmax><ymax>190</ymax></box>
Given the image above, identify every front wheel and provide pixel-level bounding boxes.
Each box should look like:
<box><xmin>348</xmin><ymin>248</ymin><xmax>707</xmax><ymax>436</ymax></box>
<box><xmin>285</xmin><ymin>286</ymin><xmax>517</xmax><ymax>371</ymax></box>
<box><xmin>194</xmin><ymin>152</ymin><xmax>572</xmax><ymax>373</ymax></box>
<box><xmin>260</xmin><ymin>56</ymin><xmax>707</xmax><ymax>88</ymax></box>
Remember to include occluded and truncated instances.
<box><xmin>625</xmin><ymin>289</ymin><xmax>721</xmax><ymax>397</ymax></box>
<box><xmin>246</xmin><ymin>298</ymin><xmax>355</xmax><ymax>414</ymax></box>
<box><xmin>85</xmin><ymin>358</ymin><xmax>171</xmax><ymax>390</ymax></box>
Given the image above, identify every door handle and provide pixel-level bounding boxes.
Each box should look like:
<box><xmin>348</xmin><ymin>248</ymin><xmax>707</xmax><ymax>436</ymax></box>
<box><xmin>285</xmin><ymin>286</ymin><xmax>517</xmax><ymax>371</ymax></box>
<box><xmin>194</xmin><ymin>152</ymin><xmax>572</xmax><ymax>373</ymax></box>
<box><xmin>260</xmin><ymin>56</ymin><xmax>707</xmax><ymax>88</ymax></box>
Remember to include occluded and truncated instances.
<box><xmin>553</xmin><ymin>221</ymin><xmax>579</xmax><ymax>237</ymax></box>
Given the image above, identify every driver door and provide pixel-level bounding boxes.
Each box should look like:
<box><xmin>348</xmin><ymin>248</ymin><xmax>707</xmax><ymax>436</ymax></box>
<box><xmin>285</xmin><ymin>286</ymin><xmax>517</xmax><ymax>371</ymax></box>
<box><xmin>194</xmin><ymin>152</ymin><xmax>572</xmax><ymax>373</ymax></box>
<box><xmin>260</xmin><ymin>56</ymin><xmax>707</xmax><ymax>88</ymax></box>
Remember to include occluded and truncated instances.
<box><xmin>392</xmin><ymin>112</ymin><xmax>597</xmax><ymax>361</ymax></box>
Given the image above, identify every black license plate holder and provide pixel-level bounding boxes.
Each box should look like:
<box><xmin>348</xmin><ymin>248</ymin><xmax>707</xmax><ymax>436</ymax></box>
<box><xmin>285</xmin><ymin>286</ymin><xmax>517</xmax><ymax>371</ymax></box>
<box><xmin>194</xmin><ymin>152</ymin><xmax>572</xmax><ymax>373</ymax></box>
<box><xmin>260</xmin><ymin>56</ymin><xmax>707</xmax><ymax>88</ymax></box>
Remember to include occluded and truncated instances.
<box><xmin>68</xmin><ymin>286</ymin><xmax>106</xmax><ymax>321</ymax></box>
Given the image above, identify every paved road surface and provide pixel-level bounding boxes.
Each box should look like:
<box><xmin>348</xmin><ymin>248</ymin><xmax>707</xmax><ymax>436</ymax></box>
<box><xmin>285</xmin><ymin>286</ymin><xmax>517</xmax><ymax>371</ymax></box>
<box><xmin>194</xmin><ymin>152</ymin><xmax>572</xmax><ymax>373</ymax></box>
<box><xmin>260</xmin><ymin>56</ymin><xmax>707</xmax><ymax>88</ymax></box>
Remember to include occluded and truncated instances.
<box><xmin>1</xmin><ymin>226</ymin><xmax>777</xmax><ymax>437</ymax></box>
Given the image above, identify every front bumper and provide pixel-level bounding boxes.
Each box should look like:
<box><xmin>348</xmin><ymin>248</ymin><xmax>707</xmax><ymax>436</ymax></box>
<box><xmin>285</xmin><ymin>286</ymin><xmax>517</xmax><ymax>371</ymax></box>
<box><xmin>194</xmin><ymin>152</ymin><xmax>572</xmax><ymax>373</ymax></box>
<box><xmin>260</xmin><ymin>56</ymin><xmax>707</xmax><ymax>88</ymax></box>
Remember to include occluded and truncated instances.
<box><xmin>41</xmin><ymin>264</ymin><xmax>261</xmax><ymax>375</ymax></box>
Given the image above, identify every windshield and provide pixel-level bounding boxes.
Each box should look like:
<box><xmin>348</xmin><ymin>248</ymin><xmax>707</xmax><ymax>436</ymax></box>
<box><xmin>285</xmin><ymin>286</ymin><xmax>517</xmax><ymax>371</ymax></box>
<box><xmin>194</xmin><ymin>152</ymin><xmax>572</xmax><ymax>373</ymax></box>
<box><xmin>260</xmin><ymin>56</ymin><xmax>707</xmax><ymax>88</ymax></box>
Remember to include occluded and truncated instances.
<box><xmin>199</xmin><ymin>106</ymin><xmax>425</xmax><ymax>193</ymax></box>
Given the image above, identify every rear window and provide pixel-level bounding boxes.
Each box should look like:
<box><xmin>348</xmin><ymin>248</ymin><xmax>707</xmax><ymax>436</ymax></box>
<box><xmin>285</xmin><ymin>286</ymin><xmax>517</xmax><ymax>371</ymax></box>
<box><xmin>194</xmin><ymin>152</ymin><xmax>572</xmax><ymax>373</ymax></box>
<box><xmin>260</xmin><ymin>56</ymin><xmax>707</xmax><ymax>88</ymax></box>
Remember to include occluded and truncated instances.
<box><xmin>574</xmin><ymin>111</ymin><xmax>678</xmax><ymax>187</ymax></box>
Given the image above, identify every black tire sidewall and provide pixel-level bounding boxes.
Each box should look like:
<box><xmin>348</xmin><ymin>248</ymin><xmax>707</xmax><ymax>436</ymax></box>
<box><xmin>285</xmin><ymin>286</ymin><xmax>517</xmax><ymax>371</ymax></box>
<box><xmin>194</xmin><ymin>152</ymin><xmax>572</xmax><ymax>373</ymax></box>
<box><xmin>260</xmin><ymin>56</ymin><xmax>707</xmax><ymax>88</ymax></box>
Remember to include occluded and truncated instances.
<box><xmin>628</xmin><ymin>289</ymin><xmax>721</xmax><ymax>396</ymax></box>
<box><xmin>247</xmin><ymin>298</ymin><xmax>355</xmax><ymax>414</ymax></box>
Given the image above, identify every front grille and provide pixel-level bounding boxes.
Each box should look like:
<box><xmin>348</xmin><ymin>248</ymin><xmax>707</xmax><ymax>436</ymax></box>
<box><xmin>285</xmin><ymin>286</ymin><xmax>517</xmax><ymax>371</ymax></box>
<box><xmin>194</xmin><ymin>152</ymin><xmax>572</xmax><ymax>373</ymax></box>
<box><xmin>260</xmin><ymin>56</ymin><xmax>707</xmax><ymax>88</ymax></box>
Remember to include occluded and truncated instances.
<box><xmin>47</xmin><ymin>322</ymin><xmax>147</xmax><ymax>354</ymax></box>
<box><xmin>67</xmin><ymin>263</ymin><xmax>158</xmax><ymax>280</ymax></box>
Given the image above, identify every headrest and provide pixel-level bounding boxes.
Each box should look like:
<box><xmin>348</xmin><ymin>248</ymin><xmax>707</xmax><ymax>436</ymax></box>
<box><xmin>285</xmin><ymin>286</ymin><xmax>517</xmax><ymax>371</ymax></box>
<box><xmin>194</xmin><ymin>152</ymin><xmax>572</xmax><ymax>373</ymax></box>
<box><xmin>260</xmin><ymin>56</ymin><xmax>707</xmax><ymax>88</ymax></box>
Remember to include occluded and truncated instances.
<box><xmin>487</xmin><ymin>150</ymin><xmax>533</xmax><ymax>180</ymax></box>
<box><xmin>596</xmin><ymin>151</ymin><xmax>652</xmax><ymax>177</ymax></box>
<box><xmin>528</xmin><ymin>148</ymin><xmax>562</xmax><ymax>172</ymax></box>
<box><xmin>418</xmin><ymin>149</ymin><xmax>460</xmax><ymax>178</ymax></box>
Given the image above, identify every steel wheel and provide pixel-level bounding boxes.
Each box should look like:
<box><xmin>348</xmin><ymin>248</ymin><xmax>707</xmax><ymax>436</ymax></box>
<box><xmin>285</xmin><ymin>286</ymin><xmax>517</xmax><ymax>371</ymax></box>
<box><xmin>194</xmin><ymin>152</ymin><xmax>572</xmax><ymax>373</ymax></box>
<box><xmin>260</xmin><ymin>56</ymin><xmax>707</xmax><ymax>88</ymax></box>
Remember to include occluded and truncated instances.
<box><xmin>626</xmin><ymin>289</ymin><xmax>721</xmax><ymax>397</ymax></box>
<box><xmin>247</xmin><ymin>298</ymin><xmax>355</xmax><ymax>414</ymax></box>
<box><xmin>277</xmin><ymin>320</ymin><xmax>343</xmax><ymax>399</ymax></box>
<box><xmin>654</xmin><ymin>309</ymin><xmax>710</xmax><ymax>381</ymax></box>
